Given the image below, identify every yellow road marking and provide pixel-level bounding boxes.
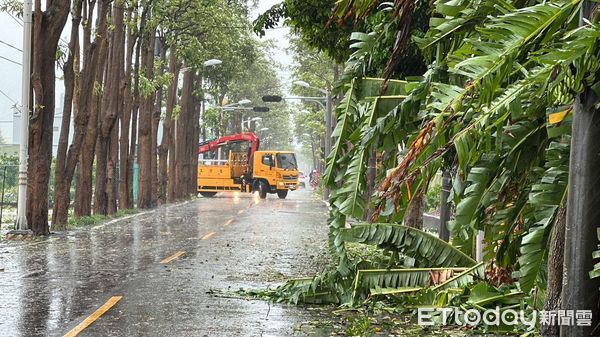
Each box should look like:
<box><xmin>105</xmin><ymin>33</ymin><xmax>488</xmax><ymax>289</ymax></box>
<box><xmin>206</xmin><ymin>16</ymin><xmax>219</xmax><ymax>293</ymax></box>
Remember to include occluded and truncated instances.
<box><xmin>202</xmin><ymin>231</ymin><xmax>216</xmax><ymax>240</ymax></box>
<box><xmin>159</xmin><ymin>251</ymin><xmax>185</xmax><ymax>264</ymax></box>
<box><xmin>63</xmin><ymin>296</ymin><xmax>122</xmax><ymax>337</ymax></box>
<box><xmin>237</xmin><ymin>210</ymin><xmax>244</xmax><ymax>215</ymax></box>
<box><xmin>224</xmin><ymin>219</ymin><xmax>233</xmax><ymax>226</ymax></box>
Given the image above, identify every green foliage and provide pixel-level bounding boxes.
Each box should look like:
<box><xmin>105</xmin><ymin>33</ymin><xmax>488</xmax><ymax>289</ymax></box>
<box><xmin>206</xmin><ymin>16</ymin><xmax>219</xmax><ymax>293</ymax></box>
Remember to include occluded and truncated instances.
<box><xmin>263</xmin><ymin>2</ymin><xmax>600</xmax><ymax>334</ymax></box>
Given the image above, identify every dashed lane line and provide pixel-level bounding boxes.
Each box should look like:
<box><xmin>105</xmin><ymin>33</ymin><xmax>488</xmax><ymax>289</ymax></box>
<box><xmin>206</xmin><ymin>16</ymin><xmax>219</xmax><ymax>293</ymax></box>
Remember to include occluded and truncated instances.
<box><xmin>223</xmin><ymin>219</ymin><xmax>233</xmax><ymax>227</ymax></box>
<box><xmin>63</xmin><ymin>296</ymin><xmax>122</xmax><ymax>337</ymax></box>
<box><xmin>159</xmin><ymin>251</ymin><xmax>186</xmax><ymax>264</ymax></box>
<box><xmin>202</xmin><ymin>231</ymin><xmax>217</xmax><ymax>240</ymax></box>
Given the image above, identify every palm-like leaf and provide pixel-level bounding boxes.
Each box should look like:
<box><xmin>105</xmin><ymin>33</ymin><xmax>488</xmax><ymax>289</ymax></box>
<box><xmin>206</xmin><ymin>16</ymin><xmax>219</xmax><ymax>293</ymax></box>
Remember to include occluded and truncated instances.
<box><xmin>342</xmin><ymin>223</ymin><xmax>477</xmax><ymax>267</ymax></box>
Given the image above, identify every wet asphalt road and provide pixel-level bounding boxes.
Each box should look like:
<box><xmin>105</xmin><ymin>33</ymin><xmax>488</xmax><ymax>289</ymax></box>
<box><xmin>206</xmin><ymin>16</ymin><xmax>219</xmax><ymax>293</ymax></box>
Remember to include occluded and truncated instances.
<box><xmin>0</xmin><ymin>189</ymin><xmax>332</xmax><ymax>337</ymax></box>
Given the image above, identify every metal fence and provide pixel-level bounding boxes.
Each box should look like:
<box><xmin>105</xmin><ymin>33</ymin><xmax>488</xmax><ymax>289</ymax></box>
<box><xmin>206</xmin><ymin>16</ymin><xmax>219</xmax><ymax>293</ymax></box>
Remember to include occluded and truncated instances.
<box><xmin>0</xmin><ymin>163</ymin><xmax>140</xmax><ymax>228</ymax></box>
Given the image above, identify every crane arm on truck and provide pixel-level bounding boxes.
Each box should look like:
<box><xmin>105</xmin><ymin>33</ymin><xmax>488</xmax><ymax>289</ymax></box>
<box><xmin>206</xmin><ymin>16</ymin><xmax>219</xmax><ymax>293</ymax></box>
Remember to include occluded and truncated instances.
<box><xmin>198</xmin><ymin>132</ymin><xmax>260</xmax><ymax>166</ymax></box>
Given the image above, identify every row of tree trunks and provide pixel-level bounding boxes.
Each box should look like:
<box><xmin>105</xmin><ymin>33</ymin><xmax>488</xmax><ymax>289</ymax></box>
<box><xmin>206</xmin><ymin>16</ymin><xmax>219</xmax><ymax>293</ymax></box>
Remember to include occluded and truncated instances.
<box><xmin>32</xmin><ymin>0</ymin><xmax>204</xmax><ymax>232</ymax></box>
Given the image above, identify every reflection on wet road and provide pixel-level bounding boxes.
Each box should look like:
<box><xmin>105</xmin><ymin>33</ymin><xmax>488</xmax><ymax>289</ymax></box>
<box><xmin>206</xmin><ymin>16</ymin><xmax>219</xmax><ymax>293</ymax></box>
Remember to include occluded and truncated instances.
<box><xmin>0</xmin><ymin>189</ymin><xmax>329</xmax><ymax>336</ymax></box>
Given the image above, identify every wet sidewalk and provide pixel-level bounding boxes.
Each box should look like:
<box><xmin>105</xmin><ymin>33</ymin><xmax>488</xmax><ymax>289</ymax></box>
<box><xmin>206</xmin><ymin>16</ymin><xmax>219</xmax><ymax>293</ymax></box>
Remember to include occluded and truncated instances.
<box><xmin>0</xmin><ymin>190</ymin><xmax>331</xmax><ymax>336</ymax></box>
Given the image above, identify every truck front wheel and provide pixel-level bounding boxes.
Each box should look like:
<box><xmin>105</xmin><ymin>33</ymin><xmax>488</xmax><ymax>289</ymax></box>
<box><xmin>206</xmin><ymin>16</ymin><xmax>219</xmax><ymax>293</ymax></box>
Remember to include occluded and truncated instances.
<box><xmin>276</xmin><ymin>190</ymin><xmax>288</xmax><ymax>199</ymax></box>
<box><xmin>200</xmin><ymin>192</ymin><xmax>217</xmax><ymax>198</ymax></box>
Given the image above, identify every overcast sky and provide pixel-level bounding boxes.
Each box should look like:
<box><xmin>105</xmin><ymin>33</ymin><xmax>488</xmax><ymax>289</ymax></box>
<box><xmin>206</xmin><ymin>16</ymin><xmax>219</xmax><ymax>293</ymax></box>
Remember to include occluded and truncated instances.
<box><xmin>0</xmin><ymin>0</ymin><xmax>291</xmax><ymax>143</ymax></box>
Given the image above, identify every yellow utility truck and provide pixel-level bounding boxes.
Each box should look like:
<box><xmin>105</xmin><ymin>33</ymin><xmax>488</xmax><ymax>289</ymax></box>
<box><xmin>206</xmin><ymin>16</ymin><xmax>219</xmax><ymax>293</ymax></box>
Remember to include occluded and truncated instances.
<box><xmin>197</xmin><ymin>132</ymin><xmax>299</xmax><ymax>199</ymax></box>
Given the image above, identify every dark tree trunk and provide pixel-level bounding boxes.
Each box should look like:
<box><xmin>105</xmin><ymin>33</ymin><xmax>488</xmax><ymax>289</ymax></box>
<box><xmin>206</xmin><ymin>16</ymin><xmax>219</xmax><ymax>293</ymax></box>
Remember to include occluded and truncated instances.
<box><xmin>439</xmin><ymin>169</ymin><xmax>452</xmax><ymax>241</ymax></box>
<box><xmin>151</xmin><ymin>40</ymin><xmax>166</xmax><ymax>205</ymax></box>
<box><xmin>160</xmin><ymin>47</ymin><xmax>178</xmax><ymax>204</ymax></box>
<box><xmin>188</xmin><ymin>74</ymin><xmax>200</xmax><ymax>196</ymax></box>
<box><xmin>404</xmin><ymin>189</ymin><xmax>424</xmax><ymax>229</ymax></box>
<box><xmin>174</xmin><ymin>69</ymin><xmax>194</xmax><ymax>200</ymax></box>
<box><xmin>52</xmin><ymin>0</ymin><xmax>83</xmax><ymax>229</ymax></box>
<box><xmin>94</xmin><ymin>2</ymin><xmax>125</xmax><ymax>215</ymax></box>
<box><xmin>561</xmin><ymin>4</ymin><xmax>600</xmax><ymax>337</ymax></box>
<box><xmin>75</xmin><ymin>35</ymin><xmax>109</xmax><ymax>217</ymax></box>
<box><xmin>137</xmin><ymin>31</ymin><xmax>155</xmax><ymax>209</ymax></box>
<box><xmin>119</xmin><ymin>8</ymin><xmax>139</xmax><ymax>210</ymax></box>
<box><xmin>27</xmin><ymin>0</ymin><xmax>70</xmax><ymax>235</ymax></box>
<box><xmin>542</xmin><ymin>202</ymin><xmax>566</xmax><ymax>337</ymax></box>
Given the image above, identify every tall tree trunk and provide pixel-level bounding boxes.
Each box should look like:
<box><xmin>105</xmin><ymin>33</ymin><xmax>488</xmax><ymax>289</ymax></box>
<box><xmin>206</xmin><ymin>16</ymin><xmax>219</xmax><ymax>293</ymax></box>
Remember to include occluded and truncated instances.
<box><xmin>151</xmin><ymin>40</ymin><xmax>166</xmax><ymax>205</ymax></box>
<box><xmin>137</xmin><ymin>31</ymin><xmax>155</xmax><ymax>209</ymax></box>
<box><xmin>160</xmin><ymin>47</ymin><xmax>178</xmax><ymax>204</ymax></box>
<box><xmin>74</xmin><ymin>35</ymin><xmax>109</xmax><ymax>217</ymax></box>
<box><xmin>188</xmin><ymin>74</ymin><xmax>200</xmax><ymax>196</ymax></box>
<box><xmin>174</xmin><ymin>68</ymin><xmax>194</xmax><ymax>200</ymax></box>
<box><xmin>561</xmin><ymin>3</ymin><xmax>600</xmax><ymax>336</ymax></box>
<box><xmin>27</xmin><ymin>0</ymin><xmax>70</xmax><ymax>235</ymax></box>
<box><xmin>94</xmin><ymin>2</ymin><xmax>125</xmax><ymax>215</ymax></box>
<box><xmin>119</xmin><ymin>8</ymin><xmax>139</xmax><ymax>210</ymax></box>
<box><xmin>542</xmin><ymin>202</ymin><xmax>567</xmax><ymax>337</ymax></box>
<box><xmin>52</xmin><ymin>0</ymin><xmax>83</xmax><ymax>229</ymax></box>
<box><xmin>439</xmin><ymin>169</ymin><xmax>452</xmax><ymax>242</ymax></box>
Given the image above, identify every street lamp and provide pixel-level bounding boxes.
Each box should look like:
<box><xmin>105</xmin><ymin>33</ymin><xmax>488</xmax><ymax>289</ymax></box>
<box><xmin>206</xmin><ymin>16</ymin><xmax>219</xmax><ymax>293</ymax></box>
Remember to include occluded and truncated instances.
<box><xmin>204</xmin><ymin>59</ymin><xmax>222</xmax><ymax>67</ymax></box>
<box><xmin>199</xmin><ymin>58</ymin><xmax>222</xmax><ymax>140</ymax></box>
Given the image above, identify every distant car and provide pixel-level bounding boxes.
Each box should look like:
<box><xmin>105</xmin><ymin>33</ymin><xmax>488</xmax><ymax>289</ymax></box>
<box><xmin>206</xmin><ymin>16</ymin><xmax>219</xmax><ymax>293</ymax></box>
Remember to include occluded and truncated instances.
<box><xmin>298</xmin><ymin>171</ymin><xmax>307</xmax><ymax>188</ymax></box>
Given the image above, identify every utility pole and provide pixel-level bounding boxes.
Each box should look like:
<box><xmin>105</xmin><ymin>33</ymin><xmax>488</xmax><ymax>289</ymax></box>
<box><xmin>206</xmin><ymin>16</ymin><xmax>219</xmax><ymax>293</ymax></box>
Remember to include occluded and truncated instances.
<box><xmin>14</xmin><ymin>0</ymin><xmax>33</xmax><ymax>231</ymax></box>
<box><xmin>561</xmin><ymin>2</ymin><xmax>600</xmax><ymax>336</ymax></box>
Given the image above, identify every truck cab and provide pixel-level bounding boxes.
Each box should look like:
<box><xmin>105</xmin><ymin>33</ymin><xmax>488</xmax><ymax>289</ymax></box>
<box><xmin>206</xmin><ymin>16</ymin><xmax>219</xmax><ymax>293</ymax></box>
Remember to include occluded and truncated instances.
<box><xmin>252</xmin><ymin>151</ymin><xmax>299</xmax><ymax>199</ymax></box>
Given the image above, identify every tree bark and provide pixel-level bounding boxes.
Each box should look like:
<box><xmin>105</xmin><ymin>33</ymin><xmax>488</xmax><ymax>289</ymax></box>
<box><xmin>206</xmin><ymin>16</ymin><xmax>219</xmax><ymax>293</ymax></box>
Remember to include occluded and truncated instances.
<box><xmin>137</xmin><ymin>31</ymin><xmax>155</xmax><ymax>209</ymax></box>
<box><xmin>52</xmin><ymin>0</ymin><xmax>83</xmax><ymax>229</ymax></box>
<box><xmin>439</xmin><ymin>169</ymin><xmax>452</xmax><ymax>241</ymax></box>
<box><xmin>174</xmin><ymin>69</ymin><xmax>194</xmax><ymax>200</ymax></box>
<box><xmin>151</xmin><ymin>39</ymin><xmax>166</xmax><ymax>205</ymax></box>
<box><xmin>542</xmin><ymin>202</ymin><xmax>567</xmax><ymax>337</ymax></box>
<box><xmin>160</xmin><ymin>47</ymin><xmax>178</xmax><ymax>204</ymax></box>
<box><xmin>404</xmin><ymin>189</ymin><xmax>424</xmax><ymax>230</ymax></box>
<box><xmin>119</xmin><ymin>8</ymin><xmax>139</xmax><ymax>210</ymax></box>
<box><xmin>27</xmin><ymin>0</ymin><xmax>70</xmax><ymax>235</ymax></box>
<box><xmin>94</xmin><ymin>2</ymin><xmax>125</xmax><ymax>215</ymax></box>
<box><xmin>561</xmin><ymin>3</ymin><xmax>600</xmax><ymax>336</ymax></box>
<box><xmin>74</xmin><ymin>33</ymin><xmax>109</xmax><ymax>217</ymax></box>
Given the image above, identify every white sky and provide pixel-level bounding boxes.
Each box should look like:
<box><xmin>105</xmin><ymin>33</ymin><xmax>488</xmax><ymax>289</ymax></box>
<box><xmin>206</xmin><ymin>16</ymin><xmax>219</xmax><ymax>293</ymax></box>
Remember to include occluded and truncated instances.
<box><xmin>251</xmin><ymin>0</ymin><xmax>292</xmax><ymax>94</ymax></box>
<box><xmin>0</xmin><ymin>0</ymin><xmax>293</xmax><ymax>142</ymax></box>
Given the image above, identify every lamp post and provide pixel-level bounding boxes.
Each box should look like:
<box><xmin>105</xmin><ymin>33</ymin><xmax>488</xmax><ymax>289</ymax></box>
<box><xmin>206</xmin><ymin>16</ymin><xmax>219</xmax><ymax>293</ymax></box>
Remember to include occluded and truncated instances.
<box><xmin>293</xmin><ymin>80</ymin><xmax>333</xmax><ymax>200</ymax></box>
<box><xmin>14</xmin><ymin>0</ymin><xmax>33</xmax><ymax>231</ymax></box>
<box><xmin>198</xmin><ymin>59</ymin><xmax>222</xmax><ymax>141</ymax></box>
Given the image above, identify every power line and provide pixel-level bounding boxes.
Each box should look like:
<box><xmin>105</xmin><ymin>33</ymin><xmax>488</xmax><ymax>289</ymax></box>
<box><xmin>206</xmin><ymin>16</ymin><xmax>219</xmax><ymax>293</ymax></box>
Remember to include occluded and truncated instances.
<box><xmin>0</xmin><ymin>40</ymin><xmax>22</xmax><ymax>52</ymax></box>
<box><xmin>0</xmin><ymin>54</ymin><xmax>21</xmax><ymax>66</ymax></box>
<box><xmin>0</xmin><ymin>87</ymin><xmax>17</xmax><ymax>105</ymax></box>
<box><xmin>8</xmin><ymin>13</ymin><xmax>22</xmax><ymax>27</ymax></box>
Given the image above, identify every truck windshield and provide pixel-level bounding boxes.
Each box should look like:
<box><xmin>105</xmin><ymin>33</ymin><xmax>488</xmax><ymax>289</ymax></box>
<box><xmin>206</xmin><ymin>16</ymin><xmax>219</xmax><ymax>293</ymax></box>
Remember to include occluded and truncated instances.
<box><xmin>276</xmin><ymin>153</ymin><xmax>297</xmax><ymax>170</ymax></box>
